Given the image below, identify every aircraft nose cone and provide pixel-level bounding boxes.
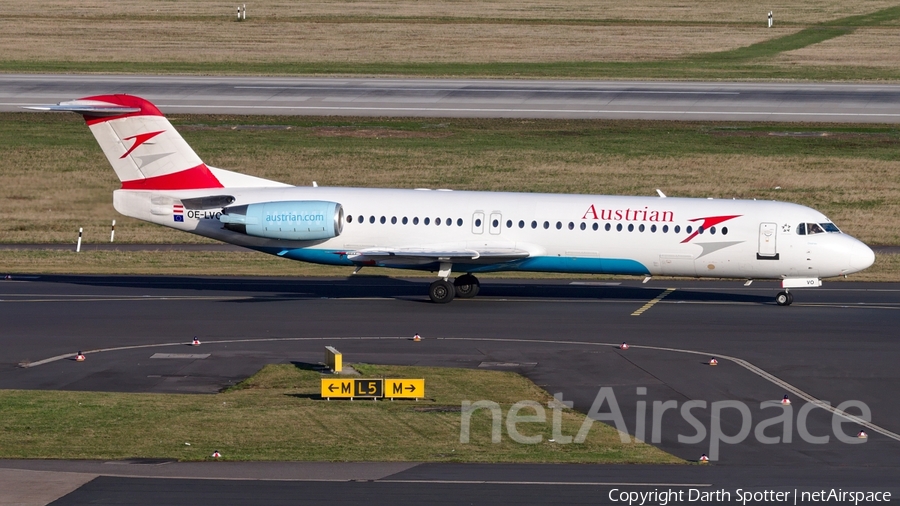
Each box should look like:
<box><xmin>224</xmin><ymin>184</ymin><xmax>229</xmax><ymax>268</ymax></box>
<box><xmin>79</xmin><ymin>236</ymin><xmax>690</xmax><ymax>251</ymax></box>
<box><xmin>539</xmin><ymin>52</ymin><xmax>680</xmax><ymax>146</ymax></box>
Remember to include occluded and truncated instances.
<box><xmin>850</xmin><ymin>243</ymin><xmax>876</xmax><ymax>272</ymax></box>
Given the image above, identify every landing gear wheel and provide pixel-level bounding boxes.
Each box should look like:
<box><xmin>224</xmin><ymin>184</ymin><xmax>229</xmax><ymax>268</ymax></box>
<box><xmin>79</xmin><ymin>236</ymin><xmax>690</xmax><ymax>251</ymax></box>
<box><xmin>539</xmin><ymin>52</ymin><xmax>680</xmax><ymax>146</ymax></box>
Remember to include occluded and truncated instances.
<box><xmin>454</xmin><ymin>274</ymin><xmax>480</xmax><ymax>299</ymax></box>
<box><xmin>775</xmin><ymin>291</ymin><xmax>793</xmax><ymax>306</ymax></box>
<box><xmin>429</xmin><ymin>279</ymin><xmax>455</xmax><ymax>304</ymax></box>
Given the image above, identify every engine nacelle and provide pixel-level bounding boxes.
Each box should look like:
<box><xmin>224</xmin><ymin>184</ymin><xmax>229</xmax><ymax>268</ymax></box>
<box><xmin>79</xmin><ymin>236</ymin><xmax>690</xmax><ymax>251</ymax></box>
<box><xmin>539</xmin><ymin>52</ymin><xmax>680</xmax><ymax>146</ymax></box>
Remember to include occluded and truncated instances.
<box><xmin>219</xmin><ymin>201</ymin><xmax>343</xmax><ymax>241</ymax></box>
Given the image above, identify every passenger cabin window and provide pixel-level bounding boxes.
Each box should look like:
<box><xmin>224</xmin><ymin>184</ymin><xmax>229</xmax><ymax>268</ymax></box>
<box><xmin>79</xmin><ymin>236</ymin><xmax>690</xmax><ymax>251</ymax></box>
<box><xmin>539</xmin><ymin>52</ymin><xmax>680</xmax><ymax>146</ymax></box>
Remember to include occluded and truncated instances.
<box><xmin>472</xmin><ymin>212</ymin><xmax>484</xmax><ymax>234</ymax></box>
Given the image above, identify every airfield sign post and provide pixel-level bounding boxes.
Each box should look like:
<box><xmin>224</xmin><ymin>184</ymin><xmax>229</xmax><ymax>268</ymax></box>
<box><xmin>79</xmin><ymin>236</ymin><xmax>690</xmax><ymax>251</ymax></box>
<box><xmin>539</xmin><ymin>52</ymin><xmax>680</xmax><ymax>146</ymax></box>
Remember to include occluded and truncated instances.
<box><xmin>320</xmin><ymin>378</ymin><xmax>424</xmax><ymax>401</ymax></box>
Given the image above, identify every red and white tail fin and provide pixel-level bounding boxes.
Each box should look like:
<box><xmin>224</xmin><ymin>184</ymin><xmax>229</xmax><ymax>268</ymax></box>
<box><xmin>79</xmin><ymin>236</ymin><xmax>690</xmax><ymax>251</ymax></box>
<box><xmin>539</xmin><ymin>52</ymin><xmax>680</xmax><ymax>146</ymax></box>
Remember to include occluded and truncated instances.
<box><xmin>29</xmin><ymin>94</ymin><xmax>289</xmax><ymax>189</ymax></box>
<box><xmin>59</xmin><ymin>95</ymin><xmax>223</xmax><ymax>190</ymax></box>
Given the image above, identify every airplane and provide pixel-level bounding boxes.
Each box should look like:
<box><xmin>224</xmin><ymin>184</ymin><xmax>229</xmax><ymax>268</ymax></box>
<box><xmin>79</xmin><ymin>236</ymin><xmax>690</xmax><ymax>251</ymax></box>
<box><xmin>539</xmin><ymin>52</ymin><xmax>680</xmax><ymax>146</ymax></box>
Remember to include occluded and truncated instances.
<box><xmin>29</xmin><ymin>94</ymin><xmax>876</xmax><ymax>305</ymax></box>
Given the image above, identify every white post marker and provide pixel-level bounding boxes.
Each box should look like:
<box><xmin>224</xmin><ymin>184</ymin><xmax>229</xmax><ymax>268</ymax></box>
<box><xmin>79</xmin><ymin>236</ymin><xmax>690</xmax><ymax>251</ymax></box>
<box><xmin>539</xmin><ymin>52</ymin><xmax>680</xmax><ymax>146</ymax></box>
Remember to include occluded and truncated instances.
<box><xmin>242</xmin><ymin>4</ymin><xmax>246</xmax><ymax>20</ymax></box>
<box><xmin>768</xmin><ymin>11</ymin><xmax>773</xmax><ymax>28</ymax></box>
<box><xmin>110</xmin><ymin>220</ymin><xmax>116</xmax><ymax>243</ymax></box>
<box><xmin>76</xmin><ymin>227</ymin><xmax>83</xmax><ymax>253</ymax></box>
<box><xmin>237</xmin><ymin>6</ymin><xmax>241</xmax><ymax>20</ymax></box>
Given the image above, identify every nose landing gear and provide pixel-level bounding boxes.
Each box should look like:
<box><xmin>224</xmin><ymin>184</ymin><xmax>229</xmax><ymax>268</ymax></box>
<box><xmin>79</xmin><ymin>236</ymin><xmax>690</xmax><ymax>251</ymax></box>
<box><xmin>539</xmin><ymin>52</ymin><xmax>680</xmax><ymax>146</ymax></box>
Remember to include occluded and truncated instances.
<box><xmin>775</xmin><ymin>290</ymin><xmax>794</xmax><ymax>306</ymax></box>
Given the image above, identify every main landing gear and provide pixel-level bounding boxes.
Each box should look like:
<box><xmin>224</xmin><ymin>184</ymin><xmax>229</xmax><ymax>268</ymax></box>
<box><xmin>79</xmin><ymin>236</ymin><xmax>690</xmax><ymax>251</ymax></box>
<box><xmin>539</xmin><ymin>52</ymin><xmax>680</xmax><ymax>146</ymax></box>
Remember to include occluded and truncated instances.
<box><xmin>775</xmin><ymin>290</ymin><xmax>794</xmax><ymax>306</ymax></box>
<box><xmin>428</xmin><ymin>274</ymin><xmax>481</xmax><ymax>303</ymax></box>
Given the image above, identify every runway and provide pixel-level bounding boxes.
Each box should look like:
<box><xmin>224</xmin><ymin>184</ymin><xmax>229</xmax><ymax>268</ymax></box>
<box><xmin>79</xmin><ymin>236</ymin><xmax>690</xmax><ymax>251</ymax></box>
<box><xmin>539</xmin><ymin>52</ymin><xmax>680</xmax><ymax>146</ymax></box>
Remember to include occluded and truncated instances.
<box><xmin>1</xmin><ymin>274</ymin><xmax>898</xmax><ymax>503</ymax></box>
<box><xmin>3</xmin><ymin>74</ymin><xmax>900</xmax><ymax>122</ymax></box>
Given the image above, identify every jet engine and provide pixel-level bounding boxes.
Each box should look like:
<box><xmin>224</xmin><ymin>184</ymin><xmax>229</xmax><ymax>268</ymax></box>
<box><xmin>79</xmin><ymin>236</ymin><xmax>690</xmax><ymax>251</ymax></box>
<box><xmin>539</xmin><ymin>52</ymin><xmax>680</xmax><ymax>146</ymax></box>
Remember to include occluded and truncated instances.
<box><xmin>219</xmin><ymin>201</ymin><xmax>343</xmax><ymax>241</ymax></box>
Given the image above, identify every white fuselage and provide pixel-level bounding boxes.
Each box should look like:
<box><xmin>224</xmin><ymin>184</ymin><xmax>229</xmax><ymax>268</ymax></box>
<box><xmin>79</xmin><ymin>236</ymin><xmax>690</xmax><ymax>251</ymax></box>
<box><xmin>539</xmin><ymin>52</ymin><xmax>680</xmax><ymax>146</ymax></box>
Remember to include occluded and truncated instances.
<box><xmin>113</xmin><ymin>186</ymin><xmax>875</xmax><ymax>280</ymax></box>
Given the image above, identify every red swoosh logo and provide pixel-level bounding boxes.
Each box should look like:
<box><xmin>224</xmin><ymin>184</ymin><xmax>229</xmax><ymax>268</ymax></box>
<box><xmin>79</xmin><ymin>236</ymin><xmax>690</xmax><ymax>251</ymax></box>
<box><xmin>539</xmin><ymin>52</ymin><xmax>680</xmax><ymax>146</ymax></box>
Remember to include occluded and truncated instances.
<box><xmin>120</xmin><ymin>130</ymin><xmax>165</xmax><ymax>159</ymax></box>
<box><xmin>680</xmin><ymin>215</ymin><xmax>741</xmax><ymax>243</ymax></box>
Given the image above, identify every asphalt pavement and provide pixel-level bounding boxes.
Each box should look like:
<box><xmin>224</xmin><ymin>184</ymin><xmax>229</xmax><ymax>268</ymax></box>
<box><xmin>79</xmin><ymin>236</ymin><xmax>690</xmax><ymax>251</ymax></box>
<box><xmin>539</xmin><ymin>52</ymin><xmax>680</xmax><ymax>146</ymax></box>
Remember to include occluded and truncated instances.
<box><xmin>4</xmin><ymin>74</ymin><xmax>900</xmax><ymax>122</ymax></box>
<box><xmin>1</xmin><ymin>275</ymin><xmax>897</xmax><ymax>504</ymax></box>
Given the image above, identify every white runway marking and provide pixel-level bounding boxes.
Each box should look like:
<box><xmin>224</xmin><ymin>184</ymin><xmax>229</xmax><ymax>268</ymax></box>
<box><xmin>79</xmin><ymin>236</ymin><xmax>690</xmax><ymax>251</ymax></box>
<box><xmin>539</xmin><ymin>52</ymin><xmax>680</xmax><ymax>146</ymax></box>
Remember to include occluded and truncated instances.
<box><xmin>154</xmin><ymin>104</ymin><xmax>900</xmax><ymax>119</ymax></box>
<box><xmin>10</xmin><ymin>101</ymin><xmax>899</xmax><ymax>119</ymax></box>
<box><xmin>233</xmin><ymin>86</ymin><xmax>741</xmax><ymax>95</ymax></box>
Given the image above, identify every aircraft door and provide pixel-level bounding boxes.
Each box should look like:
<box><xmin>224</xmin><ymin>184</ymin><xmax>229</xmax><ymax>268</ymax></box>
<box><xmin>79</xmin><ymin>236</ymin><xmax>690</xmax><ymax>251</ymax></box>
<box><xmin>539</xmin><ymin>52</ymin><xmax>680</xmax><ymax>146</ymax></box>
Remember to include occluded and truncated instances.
<box><xmin>489</xmin><ymin>212</ymin><xmax>502</xmax><ymax>235</ymax></box>
<box><xmin>758</xmin><ymin>222</ymin><xmax>779</xmax><ymax>259</ymax></box>
<box><xmin>472</xmin><ymin>212</ymin><xmax>485</xmax><ymax>234</ymax></box>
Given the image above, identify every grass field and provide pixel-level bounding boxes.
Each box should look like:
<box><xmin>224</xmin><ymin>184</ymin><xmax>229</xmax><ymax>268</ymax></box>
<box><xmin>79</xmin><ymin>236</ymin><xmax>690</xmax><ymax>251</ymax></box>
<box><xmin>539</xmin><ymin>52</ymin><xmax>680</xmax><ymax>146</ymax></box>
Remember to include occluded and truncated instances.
<box><xmin>776</xmin><ymin>27</ymin><xmax>900</xmax><ymax>69</ymax></box>
<box><xmin>2</xmin><ymin>1</ymin><xmax>900</xmax><ymax>79</ymax></box>
<box><xmin>0</xmin><ymin>363</ymin><xmax>680</xmax><ymax>463</ymax></box>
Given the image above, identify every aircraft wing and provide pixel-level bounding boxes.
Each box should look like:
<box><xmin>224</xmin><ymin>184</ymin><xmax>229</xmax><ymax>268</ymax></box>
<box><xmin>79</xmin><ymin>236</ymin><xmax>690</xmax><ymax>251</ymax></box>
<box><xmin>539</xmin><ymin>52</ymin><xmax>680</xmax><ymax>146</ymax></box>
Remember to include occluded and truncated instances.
<box><xmin>348</xmin><ymin>246</ymin><xmax>531</xmax><ymax>265</ymax></box>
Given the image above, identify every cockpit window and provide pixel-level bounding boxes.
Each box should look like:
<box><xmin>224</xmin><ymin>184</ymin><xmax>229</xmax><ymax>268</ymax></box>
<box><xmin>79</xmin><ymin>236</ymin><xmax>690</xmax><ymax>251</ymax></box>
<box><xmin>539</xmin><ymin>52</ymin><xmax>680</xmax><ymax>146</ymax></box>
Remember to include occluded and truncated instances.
<box><xmin>798</xmin><ymin>222</ymin><xmax>840</xmax><ymax>235</ymax></box>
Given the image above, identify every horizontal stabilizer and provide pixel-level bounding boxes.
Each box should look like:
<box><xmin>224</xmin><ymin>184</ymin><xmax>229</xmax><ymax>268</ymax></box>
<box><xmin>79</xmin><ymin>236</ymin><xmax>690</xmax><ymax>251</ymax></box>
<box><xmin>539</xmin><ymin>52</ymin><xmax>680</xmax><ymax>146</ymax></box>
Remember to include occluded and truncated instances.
<box><xmin>25</xmin><ymin>100</ymin><xmax>141</xmax><ymax>116</ymax></box>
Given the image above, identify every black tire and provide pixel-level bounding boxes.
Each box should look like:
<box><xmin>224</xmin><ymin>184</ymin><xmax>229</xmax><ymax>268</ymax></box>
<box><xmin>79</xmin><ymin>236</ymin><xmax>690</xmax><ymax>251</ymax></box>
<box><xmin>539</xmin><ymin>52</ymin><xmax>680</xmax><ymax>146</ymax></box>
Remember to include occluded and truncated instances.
<box><xmin>454</xmin><ymin>274</ymin><xmax>480</xmax><ymax>299</ymax></box>
<box><xmin>429</xmin><ymin>279</ymin><xmax>455</xmax><ymax>304</ymax></box>
<box><xmin>775</xmin><ymin>291</ymin><xmax>792</xmax><ymax>306</ymax></box>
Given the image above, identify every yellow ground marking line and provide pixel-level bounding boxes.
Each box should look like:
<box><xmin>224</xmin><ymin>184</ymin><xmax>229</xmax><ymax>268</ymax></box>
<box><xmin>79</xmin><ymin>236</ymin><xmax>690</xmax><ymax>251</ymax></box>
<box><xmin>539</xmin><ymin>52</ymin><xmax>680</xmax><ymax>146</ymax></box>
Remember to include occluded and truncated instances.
<box><xmin>631</xmin><ymin>288</ymin><xmax>676</xmax><ymax>316</ymax></box>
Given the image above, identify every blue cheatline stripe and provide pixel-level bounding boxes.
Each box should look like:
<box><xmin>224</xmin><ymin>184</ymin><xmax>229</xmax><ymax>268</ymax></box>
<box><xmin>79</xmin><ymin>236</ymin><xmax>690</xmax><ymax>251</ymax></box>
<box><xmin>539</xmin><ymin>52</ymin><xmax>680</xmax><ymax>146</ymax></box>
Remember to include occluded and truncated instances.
<box><xmin>506</xmin><ymin>256</ymin><xmax>649</xmax><ymax>275</ymax></box>
<box><xmin>253</xmin><ymin>247</ymin><xmax>650</xmax><ymax>275</ymax></box>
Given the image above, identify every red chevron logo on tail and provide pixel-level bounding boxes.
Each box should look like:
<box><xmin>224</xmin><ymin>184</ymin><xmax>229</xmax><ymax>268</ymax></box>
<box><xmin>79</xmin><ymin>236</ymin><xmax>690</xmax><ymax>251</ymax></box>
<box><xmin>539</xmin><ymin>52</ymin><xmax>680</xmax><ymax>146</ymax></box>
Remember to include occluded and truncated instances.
<box><xmin>120</xmin><ymin>130</ymin><xmax>165</xmax><ymax>159</ymax></box>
